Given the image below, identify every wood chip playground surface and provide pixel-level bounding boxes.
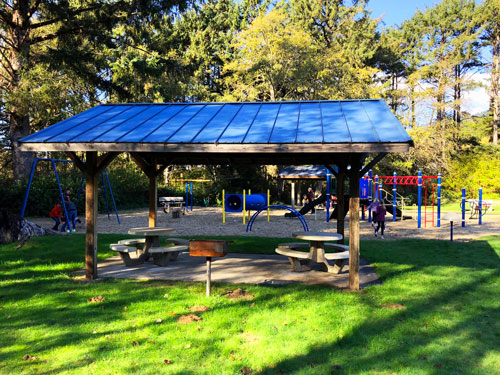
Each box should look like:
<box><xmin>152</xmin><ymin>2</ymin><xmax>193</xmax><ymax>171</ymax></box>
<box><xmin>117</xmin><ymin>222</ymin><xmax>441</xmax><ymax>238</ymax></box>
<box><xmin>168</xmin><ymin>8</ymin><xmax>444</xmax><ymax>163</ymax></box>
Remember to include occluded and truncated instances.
<box><xmin>29</xmin><ymin>206</ymin><xmax>500</xmax><ymax>241</ymax></box>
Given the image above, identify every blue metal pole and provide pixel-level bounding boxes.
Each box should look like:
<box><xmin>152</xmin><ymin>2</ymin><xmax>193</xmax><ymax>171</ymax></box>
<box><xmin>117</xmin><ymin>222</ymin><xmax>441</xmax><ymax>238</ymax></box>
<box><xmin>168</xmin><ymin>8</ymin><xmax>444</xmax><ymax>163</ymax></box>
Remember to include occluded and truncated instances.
<box><xmin>76</xmin><ymin>175</ymin><xmax>85</xmax><ymax>206</ymax></box>
<box><xmin>101</xmin><ymin>173</ymin><xmax>111</xmax><ymax>220</ymax></box>
<box><xmin>479</xmin><ymin>188</ymin><xmax>483</xmax><ymax>225</ymax></box>
<box><xmin>379</xmin><ymin>182</ymin><xmax>383</xmax><ymax>203</ymax></box>
<box><xmin>393</xmin><ymin>172</ymin><xmax>397</xmax><ymax>222</ymax></box>
<box><xmin>326</xmin><ymin>174</ymin><xmax>331</xmax><ymax>223</ymax></box>
<box><xmin>361</xmin><ymin>177</ymin><xmax>366</xmax><ymax>221</ymax></box>
<box><xmin>52</xmin><ymin>159</ymin><xmax>71</xmax><ymax>229</ymax></box>
<box><xmin>190</xmin><ymin>181</ymin><xmax>193</xmax><ymax>211</ymax></box>
<box><xmin>20</xmin><ymin>158</ymin><xmax>39</xmax><ymax>218</ymax></box>
<box><xmin>368</xmin><ymin>170</ymin><xmax>372</xmax><ymax>222</ymax></box>
<box><xmin>418</xmin><ymin>171</ymin><xmax>422</xmax><ymax>229</ymax></box>
<box><xmin>437</xmin><ymin>173</ymin><xmax>441</xmax><ymax>227</ymax></box>
<box><xmin>375</xmin><ymin>175</ymin><xmax>379</xmax><ymax>201</ymax></box>
<box><xmin>105</xmin><ymin>169</ymin><xmax>120</xmax><ymax>224</ymax></box>
<box><xmin>450</xmin><ymin>221</ymin><xmax>454</xmax><ymax>242</ymax></box>
<box><xmin>462</xmin><ymin>188</ymin><xmax>466</xmax><ymax>228</ymax></box>
<box><xmin>185</xmin><ymin>182</ymin><xmax>189</xmax><ymax>209</ymax></box>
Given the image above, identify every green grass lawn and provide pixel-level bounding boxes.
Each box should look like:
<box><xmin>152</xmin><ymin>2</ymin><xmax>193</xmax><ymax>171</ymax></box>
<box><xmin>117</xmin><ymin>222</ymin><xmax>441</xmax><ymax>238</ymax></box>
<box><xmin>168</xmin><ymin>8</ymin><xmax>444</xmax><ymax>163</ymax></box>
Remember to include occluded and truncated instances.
<box><xmin>1</xmin><ymin>234</ymin><xmax>499</xmax><ymax>375</ymax></box>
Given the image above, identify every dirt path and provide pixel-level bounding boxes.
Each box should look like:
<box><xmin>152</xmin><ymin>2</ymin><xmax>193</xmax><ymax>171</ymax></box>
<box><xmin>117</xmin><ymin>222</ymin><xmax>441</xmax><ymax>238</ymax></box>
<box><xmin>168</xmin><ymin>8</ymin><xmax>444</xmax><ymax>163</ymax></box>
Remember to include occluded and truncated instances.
<box><xmin>30</xmin><ymin>206</ymin><xmax>500</xmax><ymax>241</ymax></box>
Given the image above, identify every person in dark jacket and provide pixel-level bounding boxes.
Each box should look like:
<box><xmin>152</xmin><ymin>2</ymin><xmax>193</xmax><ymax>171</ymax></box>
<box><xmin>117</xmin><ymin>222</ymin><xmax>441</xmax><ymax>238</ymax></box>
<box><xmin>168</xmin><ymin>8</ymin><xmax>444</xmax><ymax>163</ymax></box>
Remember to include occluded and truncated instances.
<box><xmin>374</xmin><ymin>202</ymin><xmax>387</xmax><ymax>239</ymax></box>
<box><xmin>61</xmin><ymin>197</ymin><xmax>77</xmax><ymax>233</ymax></box>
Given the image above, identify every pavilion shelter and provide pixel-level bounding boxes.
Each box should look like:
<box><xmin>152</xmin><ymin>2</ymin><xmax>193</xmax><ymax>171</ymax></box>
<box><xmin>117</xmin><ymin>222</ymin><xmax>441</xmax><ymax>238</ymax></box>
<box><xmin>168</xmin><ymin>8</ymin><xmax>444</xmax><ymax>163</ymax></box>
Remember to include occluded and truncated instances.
<box><xmin>18</xmin><ymin>99</ymin><xmax>413</xmax><ymax>290</ymax></box>
<box><xmin>279</xmin><ymin>166</ymin><xmax>338</xmax><ymax>208</ymax></box>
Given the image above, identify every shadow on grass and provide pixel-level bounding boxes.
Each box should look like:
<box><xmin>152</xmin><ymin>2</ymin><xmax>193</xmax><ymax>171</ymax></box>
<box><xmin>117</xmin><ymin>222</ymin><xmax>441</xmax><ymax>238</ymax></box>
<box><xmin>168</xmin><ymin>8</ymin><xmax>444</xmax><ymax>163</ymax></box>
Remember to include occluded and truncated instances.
<box><xmin>1</xmin><ymin>235</ymin><xmax>499</xmax><ymax>374</ymax></box>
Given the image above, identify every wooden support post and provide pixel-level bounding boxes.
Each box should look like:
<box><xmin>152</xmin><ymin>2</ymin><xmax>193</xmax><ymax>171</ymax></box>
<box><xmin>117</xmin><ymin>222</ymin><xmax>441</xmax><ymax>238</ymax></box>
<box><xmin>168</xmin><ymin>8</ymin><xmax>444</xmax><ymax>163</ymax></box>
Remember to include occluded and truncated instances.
<box><xmin>337</xmin><ymin>169</ymin><xmax>345</xmax><ymax>245</ymax></box>
<box><xmin>348</xmin><ymin>158</ymin><xmax>361</xmax><ymax>291</ymax></box>
<box><xmin>130</xmin><ymin>153</ymin><xmax>165</xmax><ymax>228</ymax></box>
<box><xmin>66</xmin><ymin>151</ymin><xmax>120</xmax><ymax>280</ymax></box>
<box><xmin>149</xmin><ymin>173</ymin><xmax>157</xmax><ymax>228</ymax></box>
<box><xmin>85</xmin><ymin>152</ymin><xmax>98</xmax><ymax>280</ymax></box>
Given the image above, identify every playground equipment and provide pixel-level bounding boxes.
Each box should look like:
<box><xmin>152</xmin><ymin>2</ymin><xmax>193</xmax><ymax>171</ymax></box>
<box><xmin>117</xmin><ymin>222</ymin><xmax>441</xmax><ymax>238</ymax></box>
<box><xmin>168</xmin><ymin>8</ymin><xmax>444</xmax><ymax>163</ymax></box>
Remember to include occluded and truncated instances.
<box><xmin>222</xmin><ymin>189</ymin><xmax>270</xmax><ymax>224</ymax></box>
<box><xmin>246</xmin><ymin>205</ymin><xmax>309</xmax><ymax>232</ymax></box>
<box><xmin>460</xmin><ymin>187</ymin><xmax>492</xmax><ymax>226</ymax></box>
<box><xmin>364</xmin><ymin>171</ymin><xmax>441</xmax><ymax>229</ymax></box>
<box><xmin>20</xmin><ymin>158</ymin><xmax>120</xmax><ymax>226</ymax></box>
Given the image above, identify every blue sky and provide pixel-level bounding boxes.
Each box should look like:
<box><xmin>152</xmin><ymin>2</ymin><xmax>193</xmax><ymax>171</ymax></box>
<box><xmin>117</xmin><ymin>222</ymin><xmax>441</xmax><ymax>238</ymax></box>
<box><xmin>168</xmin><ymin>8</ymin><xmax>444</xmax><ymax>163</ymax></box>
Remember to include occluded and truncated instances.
<box><xmin>368</xmin><ymin>0</ymin><xmax>443</xmax><ymax>27</ymax></box>
<box><xmin>368</xmin><ymin>0</ymin><xmax>489</xmax><ymax>119</ymax></box>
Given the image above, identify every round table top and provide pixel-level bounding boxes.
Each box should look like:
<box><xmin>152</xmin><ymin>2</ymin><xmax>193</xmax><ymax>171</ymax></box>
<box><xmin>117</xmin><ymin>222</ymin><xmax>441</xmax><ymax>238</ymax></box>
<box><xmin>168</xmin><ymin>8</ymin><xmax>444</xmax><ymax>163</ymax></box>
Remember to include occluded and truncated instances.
<box><xmin>128</xmin><ymin>227</ymin><xmax>175</xmax><ymax>236</ymax></box>
<box><xmin>292</xmin><ymin>232</ymin><xmax>343</xmax><ymax>241</ymax></box>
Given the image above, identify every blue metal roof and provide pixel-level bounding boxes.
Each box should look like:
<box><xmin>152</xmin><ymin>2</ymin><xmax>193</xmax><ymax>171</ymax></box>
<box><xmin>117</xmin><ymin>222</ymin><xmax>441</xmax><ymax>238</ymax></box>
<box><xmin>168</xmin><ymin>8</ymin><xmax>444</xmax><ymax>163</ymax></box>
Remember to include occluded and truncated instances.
<box><xmin>19</xmin><ymin>100</ymin><xmax>412</xmax><ymax>145</ymax></box>
<box><xmin>279</xmin><ymin>166</ymin><xmax>337</xmax><ymax>179</ymax></box>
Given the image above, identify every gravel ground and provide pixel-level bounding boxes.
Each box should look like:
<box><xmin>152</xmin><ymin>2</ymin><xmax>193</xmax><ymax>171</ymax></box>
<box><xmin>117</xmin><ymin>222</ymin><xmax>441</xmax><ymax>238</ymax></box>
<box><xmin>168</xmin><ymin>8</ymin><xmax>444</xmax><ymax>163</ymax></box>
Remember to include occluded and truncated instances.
<box><xmin>30</xmin><ymin>206</ymin><xmax>500</xmax><ymax>242</ymax></box>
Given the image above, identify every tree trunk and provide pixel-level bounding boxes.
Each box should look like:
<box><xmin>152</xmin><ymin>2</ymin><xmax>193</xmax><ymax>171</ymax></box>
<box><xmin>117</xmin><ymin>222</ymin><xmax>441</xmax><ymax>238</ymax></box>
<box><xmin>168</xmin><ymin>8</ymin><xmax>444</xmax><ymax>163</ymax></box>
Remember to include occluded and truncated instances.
<box><xmin>8</xmin><ymin>0</ymin><xmax>35</xmax><ymax>182</ymax></box>
<box><xmin>492</xmin><ymin>39</ymin><xmax>499</xmax><ymax>146</ymax></box>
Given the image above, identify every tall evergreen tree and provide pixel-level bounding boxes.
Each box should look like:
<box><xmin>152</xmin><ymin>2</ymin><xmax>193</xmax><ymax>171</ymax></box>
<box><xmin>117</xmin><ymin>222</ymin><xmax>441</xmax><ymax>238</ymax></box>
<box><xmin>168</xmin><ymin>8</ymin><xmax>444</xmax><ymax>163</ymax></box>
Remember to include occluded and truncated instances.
<box><xmin>0</xmin><ymin>0</ymin><xmax>186</xmax><ymax>181</ymax></box>
<box><xmin>481</xmin><ymin>0</ymin><xmax>500</xmax><ymax>145</ymax></box>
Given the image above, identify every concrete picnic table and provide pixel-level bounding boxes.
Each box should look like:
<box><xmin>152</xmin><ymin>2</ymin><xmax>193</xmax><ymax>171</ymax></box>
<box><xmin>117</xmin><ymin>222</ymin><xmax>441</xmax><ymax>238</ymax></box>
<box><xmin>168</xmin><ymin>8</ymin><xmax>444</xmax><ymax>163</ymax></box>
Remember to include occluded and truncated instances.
<box><xmin>128</xmin><ymin>226</ymin><xmax>176</xmax><ymax>258</ymax></box>
<box><xmin>275</xmin><ymin>232</ymin><xmax>348</xmax><ymax>273</ymax></box>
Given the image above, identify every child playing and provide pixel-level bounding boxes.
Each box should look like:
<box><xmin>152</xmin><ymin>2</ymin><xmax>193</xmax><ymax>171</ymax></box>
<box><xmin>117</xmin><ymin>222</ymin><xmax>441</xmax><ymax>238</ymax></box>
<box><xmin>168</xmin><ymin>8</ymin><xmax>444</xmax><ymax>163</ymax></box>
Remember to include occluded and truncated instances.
<box><xmin>49</xmin><ymin>202</ymin><xmax>63</xmax><ymax>231</ymax></box>
<box><xmin>61</xmin><ymin>197</ymin><xmax>78</xmax><ymax>233</ymax></box>
<box><xmin>302</xmin><ymin>194</ymin><xmax>308</xmax><ymax>207</ymax></box>
<box><xmin>374</xmin><ymin>202</ymin><xmax>387</xmax><ymax>239</ymax></box>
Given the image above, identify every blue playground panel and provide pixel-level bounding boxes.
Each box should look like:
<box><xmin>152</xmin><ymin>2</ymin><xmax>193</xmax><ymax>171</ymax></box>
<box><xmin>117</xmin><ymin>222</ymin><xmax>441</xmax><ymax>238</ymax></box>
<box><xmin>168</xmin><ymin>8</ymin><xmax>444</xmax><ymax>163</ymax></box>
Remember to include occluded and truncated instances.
<box><xmin>225</xmin><ymin>194</ymin><xmax>267</xmax><ymax>213</ymax></box>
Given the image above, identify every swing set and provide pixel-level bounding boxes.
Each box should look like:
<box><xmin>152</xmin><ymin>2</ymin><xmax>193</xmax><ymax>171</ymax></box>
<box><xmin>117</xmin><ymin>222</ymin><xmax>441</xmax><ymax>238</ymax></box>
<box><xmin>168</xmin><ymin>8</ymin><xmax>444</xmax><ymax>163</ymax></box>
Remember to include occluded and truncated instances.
<box><xmin>20</xmin><ymin>158</ymin><xmax>120</xmax><ymax>227</ymax></box>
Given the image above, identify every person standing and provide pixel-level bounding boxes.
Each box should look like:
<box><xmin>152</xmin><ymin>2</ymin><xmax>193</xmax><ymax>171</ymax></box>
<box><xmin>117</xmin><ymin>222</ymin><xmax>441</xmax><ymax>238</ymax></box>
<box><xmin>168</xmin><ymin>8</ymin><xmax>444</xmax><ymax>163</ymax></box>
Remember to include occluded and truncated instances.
<box><xmin>61</xmin><ymin>197</ymin><xmax>78</xmax><ymax>233</ymax></box>
<box><xmin>374</xmin><ymin>202</ymin><xmax>387</xmax><ymax>239</ymax></box>
<box><xmin>49</xmin><ymin>202</ymin><xmax>63</xmax><ymax>231</ymax></box>
<box><xmin>307</xmin><ymin>187</ymin><xmax>315</xmax><ymax>213</ymax></box>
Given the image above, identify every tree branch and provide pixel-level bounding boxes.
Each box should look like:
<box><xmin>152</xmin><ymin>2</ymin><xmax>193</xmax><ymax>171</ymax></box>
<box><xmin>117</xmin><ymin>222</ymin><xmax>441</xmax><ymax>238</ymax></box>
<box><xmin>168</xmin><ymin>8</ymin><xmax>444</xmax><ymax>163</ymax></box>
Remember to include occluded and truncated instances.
<box><xmin>31</xmin><ymin>5</ymin><xmax>100</xmax><ymax>30</ymax></box>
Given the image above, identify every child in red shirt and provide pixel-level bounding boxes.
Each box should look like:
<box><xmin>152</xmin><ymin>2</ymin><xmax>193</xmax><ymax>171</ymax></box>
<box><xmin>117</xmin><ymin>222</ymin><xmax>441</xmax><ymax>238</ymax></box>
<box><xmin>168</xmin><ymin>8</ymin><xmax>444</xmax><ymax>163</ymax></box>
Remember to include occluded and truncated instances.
<box><xmin>49</xmin><ymin>202</ymin><xmax>63</xmax><ymax>231</ymax></box>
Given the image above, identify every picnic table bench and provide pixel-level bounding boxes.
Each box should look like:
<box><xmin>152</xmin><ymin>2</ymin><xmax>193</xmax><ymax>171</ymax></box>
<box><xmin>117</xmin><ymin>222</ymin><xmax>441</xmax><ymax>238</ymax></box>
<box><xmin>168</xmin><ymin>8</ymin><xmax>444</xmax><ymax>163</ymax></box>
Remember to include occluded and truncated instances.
<box><xmin>110</xmin><ymin>228</ymin><xmax>188</xmax><ymax>267</ymax></box>
<box><xmin>276</xmin><ymin>233</ymin><xmax>348</xmax><ymax>274</ymax></box>
<box><xmin>159</xmin><ymin>197</ymin><xmax>185</xmax><ymax>214</ymax></box>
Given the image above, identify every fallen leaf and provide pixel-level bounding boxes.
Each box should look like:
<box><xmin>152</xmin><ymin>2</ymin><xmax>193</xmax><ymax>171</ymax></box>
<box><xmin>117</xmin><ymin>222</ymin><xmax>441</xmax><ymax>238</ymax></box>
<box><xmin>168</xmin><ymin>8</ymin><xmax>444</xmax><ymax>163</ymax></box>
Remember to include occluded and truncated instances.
<box><xmin>282</xmin><ymin>322</ymin><xmax>287</xmax><ymax>326</ymax></box>
<box><xmin>68</xmin><ymin>291</ymin><xmax>75</xmax><ymax>294</ymax></box>
<box><xmin>189</xmin><ymin>305</ymin><xmax>210</xmax><ymax>313</ymax></box>
<box><xmin>92</xmin><ymin>330</ymin><xmax>97</xmax><ymax>334</ymax></box>
<box><xmin>132</xmin><ymin>341</ymin><xmax>140</xmax><ymax>346</ymax></box>
<box><xmin>250</xmin><ymin>303</ymin><xmax>255</xmax><ymax>307</ymax></box>
<box><xmin>22</xmin><ymin>354</ymin><xmax>36</xmax><ymax>361</ymax></box>
<box><xmin>105</xmin><ymin>335</ymin><xmax>111</xmax><ymax>339</ymax></box>
<box><xmin>381</xmin><ymin>303</ymin><xmax>406</xmax><ymax>310</ymax></box>
<box><xmin>156</xmin><ymin>318</ymin><xmax>163</xmax><ymax>324</ymax></box>
<box><xmin>184</xmin><ymin>343</ymin><xmax>191</xmax><ymax>349</ymax></box>
<box><xmin>225</xmin><ymin>289</ymin><xmax>254</xmax><ymax>300</ymax></box>
<box><xmin>88</xmin><ymin>296</ymin><xmax>105</xmax><ymax>304</ymax></box>
<box><xmin>99</xmin><ymin>347</ymin><xmax>106</xmax><ymax>351</ymax></box>
<box><xmin>241</xmin><ymin>366</ymin><xmax>253</xmax><ymax>375</ymax></box>
<box><xmin>434</xmin><ymin>363</ymin><xmax>442</xmax><ymax>369</ymax></box>
<box><xmin>168</xmin><ymin>311</ymin><xmax>177</xmax><ymax>316</ymax></box>
<box><xmin>124</xmin><ymin>306</ymin><xmax>128</xmax><ymax>311</ymax></box>
<box><xmin>197</xmin><ymin>326</ymin><xmax>203</xmax><ymax>331</ymax></box>
<box><xmin>230</xmin><ymin>351</ymin><xmax>236</xmax><ymax>361</ymax></box>
<box><xmin>164</xmin><ymin>294</ymin><xmax>169</xmax><ymax>298</ymax></box>
<box><xmin>178</xmin><ymin>314</ymin><xmax>201</xmax><ymax>324</ymax></box>
<box><xmin>164</xmin><ymin>359</ymin><xmax>172</xmax><ymax>365</ymax></box>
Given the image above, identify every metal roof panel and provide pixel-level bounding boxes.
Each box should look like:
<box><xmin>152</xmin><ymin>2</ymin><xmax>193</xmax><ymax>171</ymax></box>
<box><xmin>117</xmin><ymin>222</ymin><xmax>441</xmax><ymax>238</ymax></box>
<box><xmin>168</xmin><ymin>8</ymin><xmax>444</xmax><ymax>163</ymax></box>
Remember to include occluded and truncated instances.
<box><xmin>142</xmin><ymin>105</ymin><xmax>205</xmax><ymax>143</ymax></box>
<box><xmin>193</xmin><ymin>104</ymin><xmax>242</xmax><ymax>143</ymax></box>
<box><xmin>243</xmin><ymin>103</ymin><xmax>281</xmax><ymax>143</ymax></box>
